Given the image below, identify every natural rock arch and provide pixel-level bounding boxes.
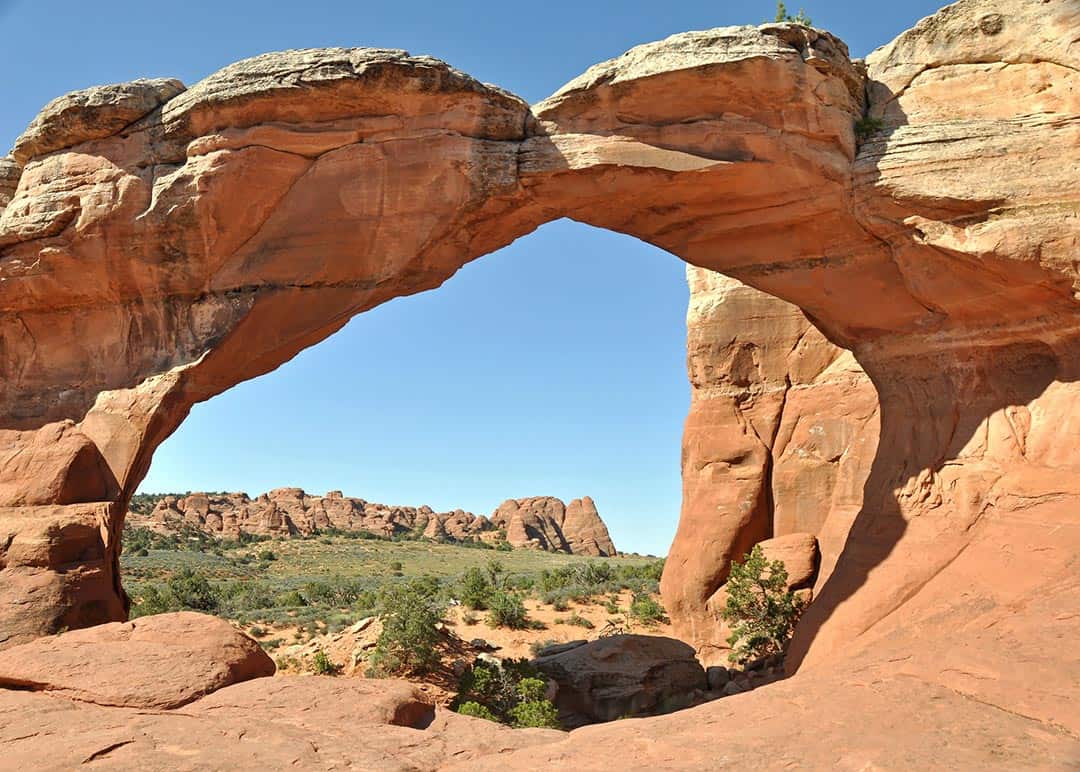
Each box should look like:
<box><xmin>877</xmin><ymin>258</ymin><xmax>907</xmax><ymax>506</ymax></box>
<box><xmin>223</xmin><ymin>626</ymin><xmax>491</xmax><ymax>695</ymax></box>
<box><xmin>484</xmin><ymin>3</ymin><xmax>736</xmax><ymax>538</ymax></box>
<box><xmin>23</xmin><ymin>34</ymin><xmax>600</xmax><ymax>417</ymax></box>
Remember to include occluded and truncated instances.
<box><xmin>0</xmin><ymin>0</ymin><xmax>1076</xmax><ymax>703</ymax></box>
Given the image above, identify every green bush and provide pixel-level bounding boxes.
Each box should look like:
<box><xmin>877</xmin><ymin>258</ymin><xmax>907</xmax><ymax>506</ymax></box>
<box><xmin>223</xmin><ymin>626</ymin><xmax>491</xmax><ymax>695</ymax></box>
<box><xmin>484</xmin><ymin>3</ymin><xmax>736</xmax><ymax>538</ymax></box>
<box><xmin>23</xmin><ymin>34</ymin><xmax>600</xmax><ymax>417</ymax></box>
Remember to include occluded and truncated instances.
<box><xmin>721</xmin><ymin>544</ymin><xmax>805</xmax><ymax>665</ymax></box>
<box><xmin>487</xmin><ymin>592</ymin><xmax>529</xmax><ymax>630</ymax></box>
<box><xmin>629</xmin><ymin>592</ymin><xmax>668</xmax><ymax>625</ymax></box>
<box><xmin>565</xmin><ymin>613</ymin><xmax>595</xmax><ymax>630</ymax></box>
<box><xmin>312</xmin><ymin>649</ymin><xmax>341</xmax><ymax>676</ymax></box>
<box><xmin>455</xmin><ymin>662</ymin><xmax>561</xmax><ymax>729</ymax></box>
<box><xmin>257</xmin><ymin>549</ymin><xmax>277</xmax><ymax>562</ymax></box>
<box><xmin>773</xmin><ymin>1</ymin><xmax>811</xmax><ymax>25</ymax></box>
<box><xmin>367</xmin><ymin>580</ymin><xmax>446</xmax><ymax>675</ymax></box>
<box><xmin>456</xmin><ymin>700</ymin><xmax>498</xmax><ymax>722</ymax></box>
<box><xmin>854</xmin><ymin>116</ymin><xmax>884</xmax><ymax>140</ymax></box>
<box><xmin>509</xmin><ymin>697</ymin><xmax>561</xmax><ymax>729</ymax></box>
<box><xmin>275</xmin><ymin>589</ymin><xmax>308</xmax><ymax>608</ymax></box>
<box><xmin>459</xmin><ymin>566</ymin><xmax>493</xmax><ymax>611</ymax></box>
<box><xmin>129</xmin><ymin>567</ymin><xmax>220</xmax><ymax>617</ymax></box>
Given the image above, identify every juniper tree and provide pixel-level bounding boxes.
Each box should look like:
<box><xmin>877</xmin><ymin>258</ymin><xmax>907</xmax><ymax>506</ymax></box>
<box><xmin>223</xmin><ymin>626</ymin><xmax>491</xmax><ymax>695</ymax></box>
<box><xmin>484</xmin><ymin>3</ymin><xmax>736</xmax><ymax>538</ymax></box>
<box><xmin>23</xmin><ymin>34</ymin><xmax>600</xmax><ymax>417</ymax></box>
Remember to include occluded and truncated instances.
<box><xmin>721</xmin><ymin>544</ymin><xmax>805</xmax><ymax>664</ymax></box>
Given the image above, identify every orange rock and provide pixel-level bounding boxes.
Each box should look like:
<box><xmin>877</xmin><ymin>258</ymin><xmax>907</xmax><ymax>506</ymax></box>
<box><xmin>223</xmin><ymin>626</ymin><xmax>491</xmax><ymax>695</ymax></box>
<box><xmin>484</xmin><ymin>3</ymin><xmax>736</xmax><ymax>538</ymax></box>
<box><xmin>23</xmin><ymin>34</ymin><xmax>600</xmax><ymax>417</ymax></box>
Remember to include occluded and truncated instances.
<box><xmin>0</xmin><ymin>0</ymin><xmax>1077</xmax><ymax>761</ymax></box>
<box><xmin>0</xmin><ymin>611</ymin><xmax>273</xmax><ymax>708</ymax></box>
<box><xmin>490</xmin><ymin>496</ymin><xmax>616</xmax><ymax>556</ymax></box>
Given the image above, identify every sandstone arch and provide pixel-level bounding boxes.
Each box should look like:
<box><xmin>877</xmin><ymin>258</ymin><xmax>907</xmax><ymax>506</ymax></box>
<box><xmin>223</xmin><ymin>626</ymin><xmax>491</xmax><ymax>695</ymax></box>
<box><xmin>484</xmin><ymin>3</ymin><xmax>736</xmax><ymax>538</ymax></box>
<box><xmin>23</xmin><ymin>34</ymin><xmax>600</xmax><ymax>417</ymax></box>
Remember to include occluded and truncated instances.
<box><xmin>0</xmin><ymin>1</ymin><xmax>1076</xmax><ymax>719</ymax></box>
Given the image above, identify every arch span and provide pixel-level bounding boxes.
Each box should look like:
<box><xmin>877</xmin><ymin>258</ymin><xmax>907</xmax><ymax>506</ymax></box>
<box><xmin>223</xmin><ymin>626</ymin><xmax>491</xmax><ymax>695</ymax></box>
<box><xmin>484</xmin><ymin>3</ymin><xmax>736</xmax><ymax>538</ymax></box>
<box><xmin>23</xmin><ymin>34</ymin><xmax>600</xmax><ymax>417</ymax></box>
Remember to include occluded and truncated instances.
<box><xmin>0</xmin><ymin>0</ymin><xmax>1077</xmax><ymax>696</ymax></box>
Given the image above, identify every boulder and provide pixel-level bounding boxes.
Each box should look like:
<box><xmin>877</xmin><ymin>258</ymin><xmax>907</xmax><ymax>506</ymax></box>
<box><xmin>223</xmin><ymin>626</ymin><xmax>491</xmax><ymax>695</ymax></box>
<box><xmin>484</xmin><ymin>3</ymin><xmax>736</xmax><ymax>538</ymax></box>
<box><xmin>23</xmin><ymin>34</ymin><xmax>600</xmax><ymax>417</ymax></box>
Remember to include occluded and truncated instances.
<box><xmin>0</xmin><ymin>612</ymin><xmax>274</xmax><ymax>708</ymax></box>
<box><xmin>706</xmin><ymin>665</ymin><xmax>730</xmax><ymax>690</ymax></box>
<box><xmin>0</xmin><ymin>676</ymin><xmax>563</xmax><ymax>769</ymax></box>
<box><xmin>758</xmin><ymin>533</ymin><xmax>819</xmax><ymax>590</ymax></box>
<box><xmin>532</xmin><ymin>634</ymin><xmax>706</xmax><ymax>727</ymax></box>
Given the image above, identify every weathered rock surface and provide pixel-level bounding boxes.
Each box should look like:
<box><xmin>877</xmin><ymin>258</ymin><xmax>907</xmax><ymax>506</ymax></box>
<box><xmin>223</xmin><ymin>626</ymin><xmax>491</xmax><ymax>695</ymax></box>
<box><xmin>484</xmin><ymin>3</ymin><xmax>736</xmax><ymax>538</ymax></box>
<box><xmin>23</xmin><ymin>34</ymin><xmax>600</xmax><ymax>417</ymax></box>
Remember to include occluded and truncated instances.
<box><xmin>663</xmin><ymin>269</ymin><xmax>877</xmax><ymax>659</ymax></box>
<box><xmin>134</xmin><ymin>488</ymin><xmax>490</xmax><ymax>541</ymax></box>
<box><xmin>491</xmin><ymin>496</ymin><xmax>617</xmax><ymax>556</ymax></box>
<box><xmin>0</xmin><ymin>0</ymin><xmax>1078</xmax><ymax>764</ymax></box>
<box><xmin>758</xmin><ymin>533</ymin><xmax>818</xmax><ymax>590</ymax></box>
<box><xmin>0</xmin><ymin>611</ymin><xmax>274</xmax><ymax>708</ymax></box>
<box><xmin>127</xmin><ymin>489</ymin><xmax>613</xmax><ymax>553</ymax></box>
<box><xmin>0</xmin><ymin>672</ymin><xmax>562</xmax><ymax>770</ymax></box>
<box><xmin>532</xmin><ymin>634</ymin><xmax>706</xmax><ymax>728</ymax></box>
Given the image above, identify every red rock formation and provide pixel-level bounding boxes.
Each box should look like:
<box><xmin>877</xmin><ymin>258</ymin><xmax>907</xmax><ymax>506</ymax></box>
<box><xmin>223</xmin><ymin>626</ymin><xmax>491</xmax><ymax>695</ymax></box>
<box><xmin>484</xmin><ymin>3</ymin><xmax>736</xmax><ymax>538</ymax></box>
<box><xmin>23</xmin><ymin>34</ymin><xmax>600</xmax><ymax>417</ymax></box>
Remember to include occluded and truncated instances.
<box><xmin>0</xmin><ymin>612</ymin><xmax>274</xmax><ymax>708</ymax></box>
<box><xmin>490</xmin><ymin>496</ymin><xmax>617</xmax><ymax>556</ymax></box>
<box><xmin>0</xmin><ymin>622</ymin><xmax>561</xmax><ymax>768</ymax></box>
<box><xmin>135</xmin><ymin>488</ymin><xmax>469</xmax><ymax>540</ymax></box>
<box><xmin>130</xmin><ymin>489</ymin><xmax>609</xmax><ymax>553</ymax></box>
<box><xmin>0</xmin><ymin>0</ymin><xmax>1077</xmax><ymax>761</ymax></box>
<box><xmin>663</xmin><ymin>268</ymin><xmax>877</xmax><ymax>659</ymax></box>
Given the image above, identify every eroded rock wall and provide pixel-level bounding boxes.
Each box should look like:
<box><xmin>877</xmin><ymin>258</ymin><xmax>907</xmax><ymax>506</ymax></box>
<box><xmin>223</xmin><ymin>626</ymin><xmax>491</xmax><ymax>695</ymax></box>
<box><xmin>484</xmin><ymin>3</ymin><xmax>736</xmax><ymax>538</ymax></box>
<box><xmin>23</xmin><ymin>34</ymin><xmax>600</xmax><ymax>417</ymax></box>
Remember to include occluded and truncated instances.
<box><xmin>490</xmin><ymin>496</ymin><xmax>617</xmax><ymax>556</ymax></box>
<box><xmin>0</xmin><ymin>5</ymin><xmax>1075</xmax><ymax>730</ymax></box>
<box><xmin>663</xmin><ymin>268</ymin><xmax>877</xmax><ymax>659</ymax></box>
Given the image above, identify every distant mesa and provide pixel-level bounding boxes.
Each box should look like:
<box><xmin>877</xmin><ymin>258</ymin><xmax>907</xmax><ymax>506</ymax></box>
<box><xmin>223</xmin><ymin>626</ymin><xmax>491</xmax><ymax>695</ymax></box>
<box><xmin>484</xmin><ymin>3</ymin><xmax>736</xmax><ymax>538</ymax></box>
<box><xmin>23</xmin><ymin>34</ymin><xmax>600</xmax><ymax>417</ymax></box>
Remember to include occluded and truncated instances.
<box><xmin>128</xmin><ymin>489</ymin><xmax>617</xmax><ymax>557</ymax></box>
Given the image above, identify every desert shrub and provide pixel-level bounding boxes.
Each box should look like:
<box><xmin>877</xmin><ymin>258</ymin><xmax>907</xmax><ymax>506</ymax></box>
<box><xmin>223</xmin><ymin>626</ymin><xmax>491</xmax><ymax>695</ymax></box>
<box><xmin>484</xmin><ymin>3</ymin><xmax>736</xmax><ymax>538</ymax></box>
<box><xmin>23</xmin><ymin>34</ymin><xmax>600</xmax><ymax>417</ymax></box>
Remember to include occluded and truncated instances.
<box><xmin>854</xmin><ymin>116</ymin><xmax>884</xmax><ymax>140</ymax></box>
<box><xmin>261</xmin><ymin>638</ymin><xmax>284</xmax><ymax>651</ymax></box>
<box><xmin>459</xmin><ymin>566</ymin><xmax>493</xmax><ymax>611</ymax></box>
<box><xmin>565</xmin><ymin>613</ymin><xmax>594</xmax><ymax>630</ymax></box>
<box><xmin>248</xmin><ymin>625</ymin><xmax>266</xmax><ymax>638</ymax></box>
<box><xmin>529</xmin><ymin>638</ymin><xmax>558</xmax><ymax>657</ymax></box>
<box><xmin>462</xmin><ymin>611</ymin><xmax>478</xmax><ymax>625</ymax></box>
<box><xmin>487</xmin><ymin>592</ymin><xmax>529</xmax><ymax>630</ymax></box>
<box><xmin>721</xmin><ymin>544</ymin><xmax>805</xmax><ymax>665</ymax></box>
<box><xmin>257</xmin><ymin>549</ymin><xmax>277</xmax><ymax>562</ymax></box>
<box><xmin>456</xmin><ymin>700</ymin><xmax>498</xmax><ymax>722</ymax></box>
<box><xmin>509</xmin><ymin>697</ymin><xmax>561</xmax><ymax>729</ymax></box>
<box><xmin>312</xmin><ymin>649</ymin><xmax>341</xmax><ymax>676</ymax></box>
<box><xmin>129</xmin><ymin>567</ymin><xmax>221</xmax><ymax>617</ymax></box>
<box><xmin>275</xmin><ymin>589</ymin><xmax>308</xmax><ymax>608</ymax></box>
<box><xmin>604</xmin><ymin>598</ymin><xmax>621</xmax><ymax>614</ymax></box>
<box><xmin>773</xmin><ymin>1</ymin><xmax>811</xmax><ymax>25</ymax></box>
<box><xmin>367</xmin><ymin>580</ymin><xmax>446</xmax><ymax>675</ymax></box>
<box><xmin>455</xmin><ymin>661</ymin><xmax>560</xmax><ymax>729</ymax></box>
<box><xmin>549</xmin><ymin>594</ymin><xmax>570</xmax><ymax>612</ymax></box>
<box><xmin>629</xmin><ymin>593</ymin><xmax>668</xmax><ymax>625</ymax></box>
<box><xmin>503</xmin><ymin>574</ymin><xmax>535</xmax><ymax>592</ymax></box>
<box><xmin>485</xmin><ymin>558</ymin><xmax>505</xmax><ymax>588</ymax></box>
<box><xmin>303</xmin><ymin>577</ymin><xmax>366</xmax><ymax>607</ymax></box>
<box><xmin>218</xmin><ymin>581</ymin><xmax>277</xmax><ymax>615</ymax></box>
<box><xmin>389</xmin><ymin>560</ymin><xmax>403</xmax><ymax>572</ymax></box>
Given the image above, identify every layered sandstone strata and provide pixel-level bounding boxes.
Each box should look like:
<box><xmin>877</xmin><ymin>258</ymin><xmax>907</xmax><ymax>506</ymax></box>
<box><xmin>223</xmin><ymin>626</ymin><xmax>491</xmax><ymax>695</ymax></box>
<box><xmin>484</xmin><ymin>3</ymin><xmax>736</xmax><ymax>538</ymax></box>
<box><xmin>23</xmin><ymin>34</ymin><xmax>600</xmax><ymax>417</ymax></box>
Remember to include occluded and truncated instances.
<box><xmin>491</xmin><ymin>496</ymin><xmax>617</xmax><ymax>556</ymax></box>
<box><xmin>128</xmin><ymin>489</ymin><xmax>616</xmax><ymax>553</ymax></box>
<box><xmin>135</xmin><ymin>488</ymin><xmax>492</xmax><ymax>541</ymax></box>
<box><xmin>0</xmin><ymin>2</ymin><xmax>1077</xmax><ymax>760</ymax></box>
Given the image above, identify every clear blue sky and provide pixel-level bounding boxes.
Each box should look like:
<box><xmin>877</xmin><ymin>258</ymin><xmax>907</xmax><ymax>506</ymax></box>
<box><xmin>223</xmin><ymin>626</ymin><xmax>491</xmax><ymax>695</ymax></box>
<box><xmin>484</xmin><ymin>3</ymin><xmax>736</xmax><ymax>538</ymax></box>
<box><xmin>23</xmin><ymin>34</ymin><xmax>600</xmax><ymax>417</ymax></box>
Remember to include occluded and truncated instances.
<box><xmin>1</xmin><ymin>0</ymin><xmax>943</xmax><ymax>555</ymax></box>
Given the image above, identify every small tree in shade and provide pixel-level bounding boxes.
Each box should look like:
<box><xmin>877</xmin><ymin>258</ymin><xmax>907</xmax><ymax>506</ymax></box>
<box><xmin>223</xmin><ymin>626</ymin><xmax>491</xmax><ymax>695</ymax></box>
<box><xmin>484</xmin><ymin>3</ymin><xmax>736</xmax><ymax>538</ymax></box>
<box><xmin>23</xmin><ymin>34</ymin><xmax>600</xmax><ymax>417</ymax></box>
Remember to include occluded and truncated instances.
<box><xmin>721</xmin><ymin>544</ymin><xmax>805</xmax><ymax>665</ymax></box>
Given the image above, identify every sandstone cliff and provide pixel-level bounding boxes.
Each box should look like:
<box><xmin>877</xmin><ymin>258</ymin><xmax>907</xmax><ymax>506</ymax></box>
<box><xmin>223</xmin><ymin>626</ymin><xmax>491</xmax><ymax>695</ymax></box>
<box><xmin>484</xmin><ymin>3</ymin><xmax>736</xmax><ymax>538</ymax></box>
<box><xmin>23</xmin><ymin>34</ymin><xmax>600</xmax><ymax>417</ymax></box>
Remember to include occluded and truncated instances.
<box><xmin>0</xmin><ymin>0</ymin><xmax>1078</xmax><ymax>764</ymax></box>
<box><xmin>491</xmin><ymin>496</ymin><xmax>617</xmax><ymax>557</ymax></box>
<box><xmin>129</xmin><ymin>489</ymin><xmax>616</xmax><ymax>555</ymax></box>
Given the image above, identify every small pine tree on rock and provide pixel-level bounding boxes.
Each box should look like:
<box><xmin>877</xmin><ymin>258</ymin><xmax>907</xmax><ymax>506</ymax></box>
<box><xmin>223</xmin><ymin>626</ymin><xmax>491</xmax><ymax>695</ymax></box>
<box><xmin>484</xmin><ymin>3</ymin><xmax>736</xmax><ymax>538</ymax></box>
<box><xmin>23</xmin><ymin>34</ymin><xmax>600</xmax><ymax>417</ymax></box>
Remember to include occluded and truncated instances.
<box><xmin>773</xmin><ymin>1</ymin><xmax>812</xmax><ymax>26</ymax></box>
<box><xmin>721</xmin><ymin>544</ymin><xmax>805</xmax><ymax>665</ymax></box>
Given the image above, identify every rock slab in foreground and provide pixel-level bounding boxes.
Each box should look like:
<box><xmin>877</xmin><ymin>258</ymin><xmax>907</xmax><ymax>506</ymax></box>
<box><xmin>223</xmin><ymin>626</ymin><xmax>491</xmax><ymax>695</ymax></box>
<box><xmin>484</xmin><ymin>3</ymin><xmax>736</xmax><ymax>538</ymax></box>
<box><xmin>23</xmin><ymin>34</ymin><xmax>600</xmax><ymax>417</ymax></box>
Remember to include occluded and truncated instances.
<box><xmin>0</xmin><ymin>611</ymin><xmax>274</xmax><ymax>708</ymax></box>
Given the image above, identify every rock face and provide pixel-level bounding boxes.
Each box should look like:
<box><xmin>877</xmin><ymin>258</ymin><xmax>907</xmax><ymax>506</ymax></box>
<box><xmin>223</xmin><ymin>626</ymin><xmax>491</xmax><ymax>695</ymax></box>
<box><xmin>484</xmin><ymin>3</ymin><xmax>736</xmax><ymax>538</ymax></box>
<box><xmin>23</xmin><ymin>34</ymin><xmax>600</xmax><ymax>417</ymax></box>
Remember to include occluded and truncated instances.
<box><xmin>532</xmin><ymin>634</ymin><xmax>706</xmax><ymax>728</ymax></box>
<box><xmin>134</xmin><ymin>488</ymin><xmax>493</xmax><ymax>542</ymax></box>
<box><xmin>127</xmin><ymin>489</ymin><xmax>614</xmax><ymax>554</ymax></box>
<box><xmin>0</xmin><ymin>0</ymin><xmax>1078</xmax><ymax>762</ymax></box>
<box><xmin>0</xmin><ymin>611</ymin><xmax>274</xmax><ymax>708</ymax></box>
<box><xmin>663</xmin><ymin>268</ymin><xmax>877</xmax><ymax>659</ymax></box>
<box><xmin>491</xmin><ymin>496</ymin><xmax>617</xmax><ymax>556</ymax></box>
<box><xmin>0</xmin><ymin>626</ymin><xmax>562</xmax><ymax>769</ymax></box>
